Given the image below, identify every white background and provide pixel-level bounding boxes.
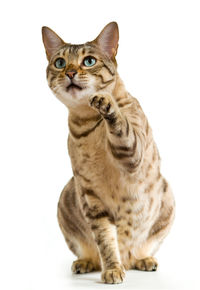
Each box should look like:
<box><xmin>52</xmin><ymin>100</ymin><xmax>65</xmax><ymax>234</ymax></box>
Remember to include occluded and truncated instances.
<box><xmin>0</xmin><ymin>0</ymin><xmax>200</xmax><ymax>289</ymax></box>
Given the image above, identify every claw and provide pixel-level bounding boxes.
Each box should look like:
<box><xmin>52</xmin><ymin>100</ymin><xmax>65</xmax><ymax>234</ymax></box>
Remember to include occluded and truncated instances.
<box><xmin>90</xmin><ymin>96</ymin><xmax>97</xmax><ymax>106</ymax></box>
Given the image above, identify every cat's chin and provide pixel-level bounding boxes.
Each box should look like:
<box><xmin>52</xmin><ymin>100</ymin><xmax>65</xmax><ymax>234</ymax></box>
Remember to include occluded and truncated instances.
<box><xmin>66</xmin><ymin>87</ymin><xmax>92</xmax><ymax>99</ymax></box>
<box><xmin>54</xmin><ymin>86</ymin><xmax>96</xmax><ymax>108</ymax></box>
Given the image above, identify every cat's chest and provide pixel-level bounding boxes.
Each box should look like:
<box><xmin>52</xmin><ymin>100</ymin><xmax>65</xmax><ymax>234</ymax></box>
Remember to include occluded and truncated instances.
<box><xmin>69</xmin><ymin>136</ymin><xmax>149</xmax><ymax>201</ymax></box>
<box><xmin>68</xmin><ymin>135</ymin><xmax>121</xmax><ymax>181</ymax></box>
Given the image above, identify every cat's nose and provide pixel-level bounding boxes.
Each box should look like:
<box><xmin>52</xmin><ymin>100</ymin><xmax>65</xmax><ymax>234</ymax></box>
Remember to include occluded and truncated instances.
<box><xmin>66</xmin><ymin>70</ymin><xmax>77</xmax><ymax>79</ymax></box>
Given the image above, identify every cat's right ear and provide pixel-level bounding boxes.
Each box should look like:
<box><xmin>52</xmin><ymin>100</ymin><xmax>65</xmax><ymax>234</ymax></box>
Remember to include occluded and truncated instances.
<box><xmin>92</xmin><ymin>22</ymin><xmax>119</xmax><ymax>59</ymax></box>
<box><xmin>42</xmin><ymin>27</ymin><xmax>65</xmax><ymax>60</ymax></box>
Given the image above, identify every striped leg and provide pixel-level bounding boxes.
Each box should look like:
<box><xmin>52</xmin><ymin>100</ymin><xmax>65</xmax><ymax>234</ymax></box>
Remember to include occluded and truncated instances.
<box><xmin>89</xmin><ymin>93</ymin><xmax>144</xmax><ymax>174</ymax></box>
<box><xmin>82</xmin><ymin>188</ymin><xmax>125</xmax><ymax>284</ymax></box>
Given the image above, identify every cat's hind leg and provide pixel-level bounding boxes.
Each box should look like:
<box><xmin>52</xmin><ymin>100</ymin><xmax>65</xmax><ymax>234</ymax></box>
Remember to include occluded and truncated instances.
<box><xmin>72</xmin><ymin>259</ymin><xmax>96</xmax><ymax>274</ymax></box>
<box><xmin>134</xmin><ymin>257</ymin><xmax>158</xmax><ymax>271</ymax></box>
<box><xmin>129</xmin><ymin>238</ymin><xmax>159</xmax><ymax>272</ymax></box>
<box><xmin>132</xmin><ymin>184</ymin><xmax>175</xmax><ymax>271</ymax></box>
<box><xmin>57</xmin><ymin>177</ymin><xmax>101</xmax><ymax>273</ymax></box>
<box><xmin>71</xmin><ymin>240</ymin><xmax>101</xmax><ymax>274</ymax></box>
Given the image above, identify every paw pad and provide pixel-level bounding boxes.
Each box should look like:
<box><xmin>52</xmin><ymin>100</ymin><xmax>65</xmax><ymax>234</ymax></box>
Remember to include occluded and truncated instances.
<box><xmin>89</xmin><ymin>94</ymin><xmax>114</xmax><ymax>116</ymax></box>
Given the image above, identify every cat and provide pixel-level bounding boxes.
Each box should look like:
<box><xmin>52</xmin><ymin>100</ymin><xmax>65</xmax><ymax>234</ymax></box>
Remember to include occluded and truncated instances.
<box><xmin>42</xmin><ymin>22</ymin><xmax>175</xmax><ymax>284</ymax></box>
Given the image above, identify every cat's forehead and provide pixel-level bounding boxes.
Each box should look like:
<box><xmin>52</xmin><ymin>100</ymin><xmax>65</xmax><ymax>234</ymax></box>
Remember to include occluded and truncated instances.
<box><xmin>54</xmin><ymin>43</ymin><xmax>98</xmax><ymax>60</ymax></box>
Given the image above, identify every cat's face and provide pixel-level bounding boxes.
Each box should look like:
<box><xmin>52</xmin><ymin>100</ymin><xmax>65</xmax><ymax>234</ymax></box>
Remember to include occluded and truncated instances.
<box><xmin>42</xmin><ymin>22</ymin><xmax>119</xmax><ymax>108</ymax></box>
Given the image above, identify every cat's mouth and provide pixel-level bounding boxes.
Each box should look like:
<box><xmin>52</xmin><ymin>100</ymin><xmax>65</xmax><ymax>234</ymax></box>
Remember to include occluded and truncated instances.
<box><xmin>66</xmin><ymin>83</ymin><xmax>83</xmax><ymax>91</ymax></box>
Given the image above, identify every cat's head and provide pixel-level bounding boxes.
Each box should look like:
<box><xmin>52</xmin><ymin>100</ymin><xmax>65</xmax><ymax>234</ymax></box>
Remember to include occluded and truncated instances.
<box><xmin>42</xmin><ymin>22</ymin><xmax>119</xmax><ymax>108</ymax></box>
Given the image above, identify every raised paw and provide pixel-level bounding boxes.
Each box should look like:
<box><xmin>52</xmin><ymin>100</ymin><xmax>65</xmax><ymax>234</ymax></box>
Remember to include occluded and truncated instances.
<box><xmin>135</xmin><ymin>257</ymin><xmax>158</xmax><ymax>272</ymax></box>
<box><xmin>89</xmin><ymin>93</ymin><xmax>115</xmax><ymax>118</ymax></box>
<box><xmin>71</xmin><ymin>259</ymin><xmax>95</xmax><ymax>274</ymax></box>
<box><xmin>101</xmin><ymin>266</ymin><xmax>125</xmax><ymax>284</ymax></box>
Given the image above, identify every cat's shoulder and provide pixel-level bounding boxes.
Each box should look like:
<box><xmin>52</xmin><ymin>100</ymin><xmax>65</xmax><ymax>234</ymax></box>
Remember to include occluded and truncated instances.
<box><xmin>125</xmin><ymin>92</ymin><xmax>145</xmax><ymax>114</ymax></box>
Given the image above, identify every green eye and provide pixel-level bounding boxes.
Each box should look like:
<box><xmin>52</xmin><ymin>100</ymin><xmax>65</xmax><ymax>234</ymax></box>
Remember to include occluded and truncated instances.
<box><xmin>83</xmin><ymin>56</ymin><xmax>96</xmax><ymax>67</ymax></box>
<box><xmin>55</xmin><ymin>58</ymin><xmax>66</xmax><ymax>69</ymax></box>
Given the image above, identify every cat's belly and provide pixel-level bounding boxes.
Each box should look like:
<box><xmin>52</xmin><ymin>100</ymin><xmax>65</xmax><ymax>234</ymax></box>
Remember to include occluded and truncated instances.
<box><xmin>115</xmin><ymin>199</ymin><xmax>156</xmax><ymax>245</ymax></box>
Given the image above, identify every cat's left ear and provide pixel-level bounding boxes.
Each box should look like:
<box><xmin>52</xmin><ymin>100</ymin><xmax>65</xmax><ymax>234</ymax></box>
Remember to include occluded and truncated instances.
<box><xmin>93</xmin><ymin>22</ymin><xmax>119</xmax><ymax>59</ymax></box>
<box><xmin>42</xmin><ymin>26</ymin><xmax>65</xmax><ymax>60</ymax></box>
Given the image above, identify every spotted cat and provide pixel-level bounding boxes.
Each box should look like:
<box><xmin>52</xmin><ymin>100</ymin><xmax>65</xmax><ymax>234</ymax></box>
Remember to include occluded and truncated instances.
<box><xmin>42</xmin><ymin>22</ymin><xmax>175</xmax><ymax>284</ymax></box>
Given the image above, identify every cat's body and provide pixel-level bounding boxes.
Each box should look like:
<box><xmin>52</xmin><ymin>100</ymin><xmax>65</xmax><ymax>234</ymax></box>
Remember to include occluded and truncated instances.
<box><xmin>42</xmin><ymin>22</ymin><xmax>175</xmax><ymax>284</ymax></box>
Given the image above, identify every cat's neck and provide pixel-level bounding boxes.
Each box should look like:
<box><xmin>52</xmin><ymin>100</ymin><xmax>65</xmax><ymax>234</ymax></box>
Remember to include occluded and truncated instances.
<box><xmin>68</xmin><ymin>74</ymin><xmax>127</xmax><ymax>120</ymax></box>
<box><xmin>112</xmin><ymin>74</ymin><xmax>128</xmax><ymax>100</ymax></box>
<box><xmin>69</xmin><ymin>104</ymin><xmax>100</xmax><ymax>120</ymax></box>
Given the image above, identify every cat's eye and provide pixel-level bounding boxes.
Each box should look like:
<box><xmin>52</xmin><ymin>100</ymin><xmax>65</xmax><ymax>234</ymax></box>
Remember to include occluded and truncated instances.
<box><xmin>83</xmin><ymin>56</ymin><xmax>96</xmax><ymax>67</ymax></box>
<box><xmin>55</xmin><ymin>58</ymin><xmax>66</xmax><ymax>69</ymax></box>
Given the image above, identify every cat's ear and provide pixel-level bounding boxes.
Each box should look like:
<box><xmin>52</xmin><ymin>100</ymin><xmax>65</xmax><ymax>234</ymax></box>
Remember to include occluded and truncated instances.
<box><xmin>42</xmin><ymin>26</ymin><xmax>65</xmax><ymax>60</ymax></box>
<box><xmin>93</xmin><ymin>22</ymin><xmax>119</xmax><ymax>59</ymax></box>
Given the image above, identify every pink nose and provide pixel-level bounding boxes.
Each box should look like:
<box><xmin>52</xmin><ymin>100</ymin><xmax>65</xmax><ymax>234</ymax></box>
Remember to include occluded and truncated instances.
<box><xmin>66</xmin><ymin>70</ymin><xmax>77</xmax><ymax>79</ymax></box>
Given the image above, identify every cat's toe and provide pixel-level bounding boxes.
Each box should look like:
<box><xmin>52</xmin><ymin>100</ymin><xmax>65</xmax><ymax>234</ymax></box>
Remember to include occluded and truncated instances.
<box><xmin>101</xmin><ymin>266</ymin><xmax>125</xmax><ymax>284</ymax></box>
<box><xmin>71</xmin><ymin>259</ymin><xmax>95</xmax><ymax>274</ymax></box>
<box><xmin>135</xmin><ymin>257</ymin><xmax>158</xmax><ymax>272</ymax></box>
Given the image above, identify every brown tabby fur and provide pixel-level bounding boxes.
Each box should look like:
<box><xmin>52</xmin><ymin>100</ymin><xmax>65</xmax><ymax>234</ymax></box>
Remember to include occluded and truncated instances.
<box><xmin>42</xmin><ymin>22</ymin><xmax>175</xmax><ymax>284</ymax></box>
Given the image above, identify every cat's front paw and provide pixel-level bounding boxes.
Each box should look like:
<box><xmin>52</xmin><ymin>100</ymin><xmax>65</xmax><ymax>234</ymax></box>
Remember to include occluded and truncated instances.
<box><xmin>89</xmin><ymin>93</ymin><xmax>115</xmax><ymax>118</ymax></box>
<box><xmin>101</xmin><ymin>266</ymin><xmax>125</xmax><ymax>284</ymax></box>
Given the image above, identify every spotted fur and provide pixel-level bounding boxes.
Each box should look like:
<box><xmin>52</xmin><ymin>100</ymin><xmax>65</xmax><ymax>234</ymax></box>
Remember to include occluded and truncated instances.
<box><xmin>42</xmin><ymin>22</ymin><xmax>175</xmax><ymax>284</ymax></box>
